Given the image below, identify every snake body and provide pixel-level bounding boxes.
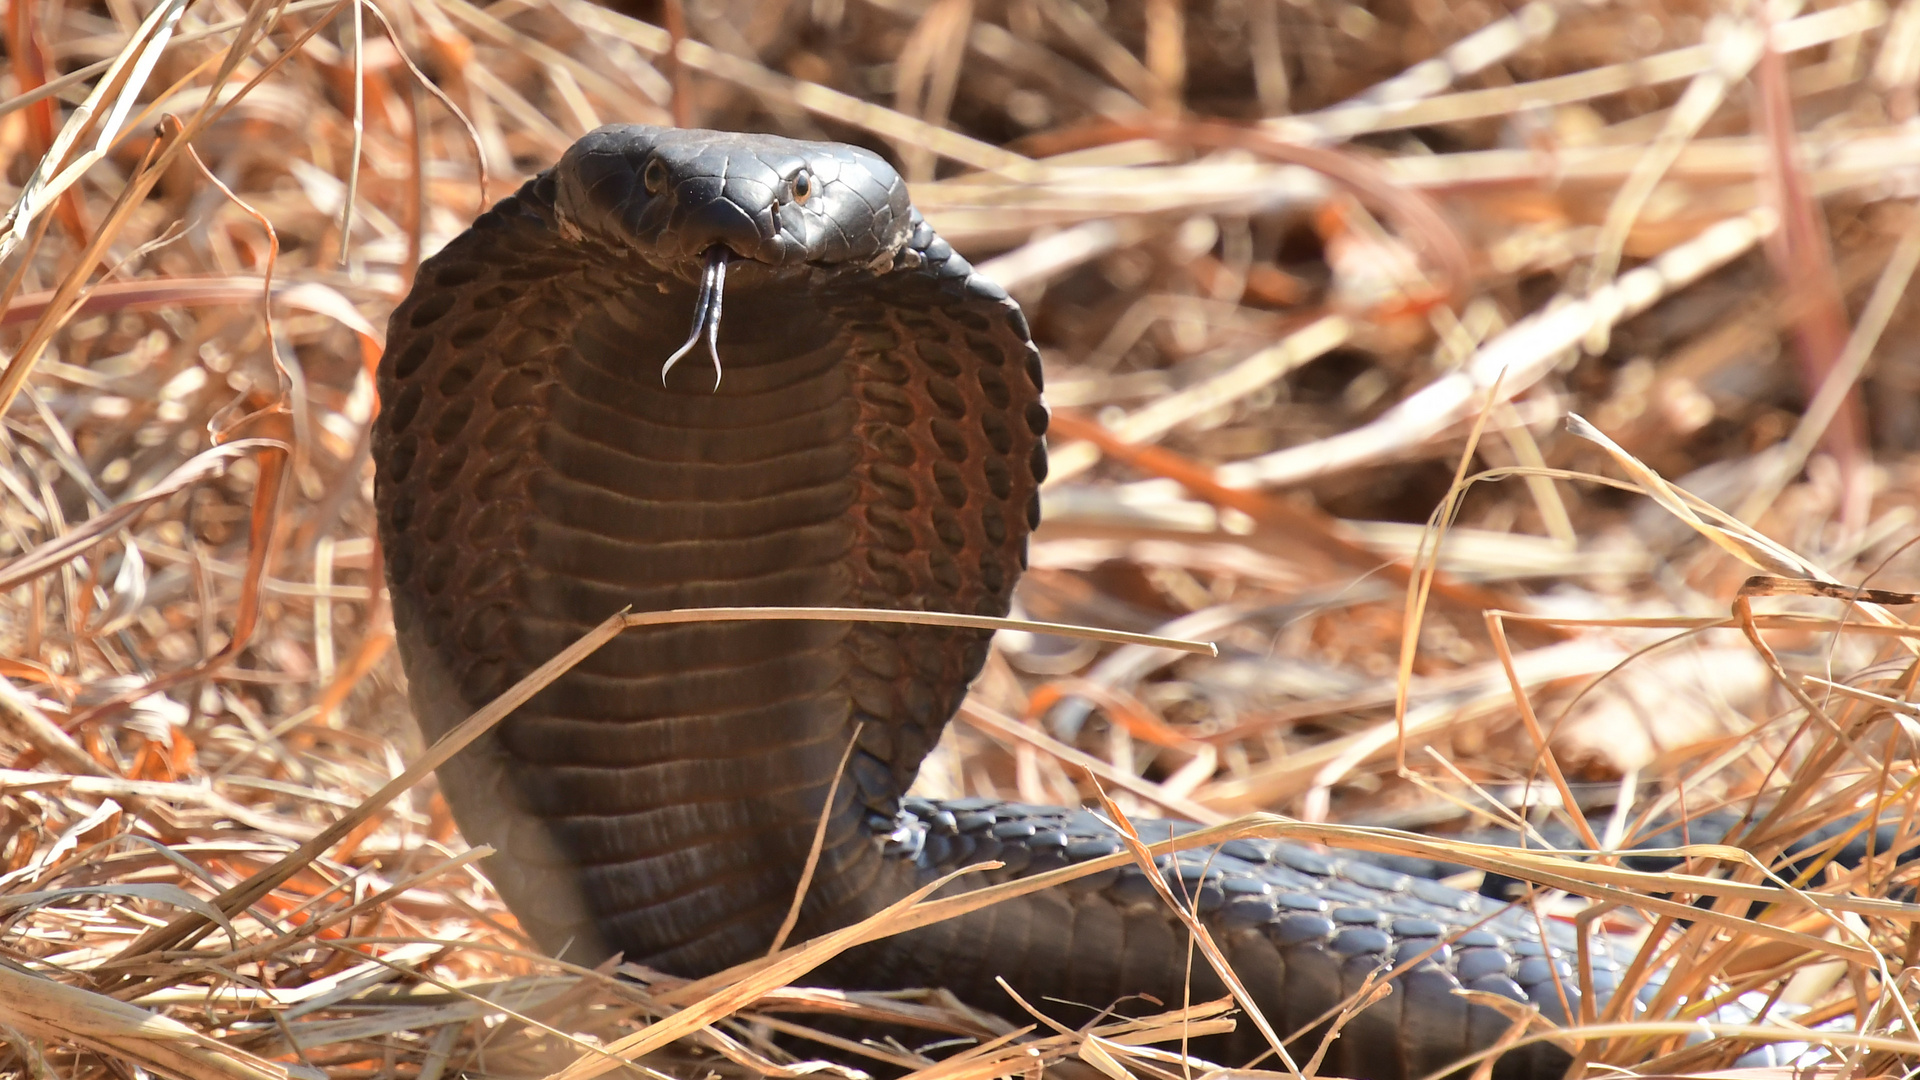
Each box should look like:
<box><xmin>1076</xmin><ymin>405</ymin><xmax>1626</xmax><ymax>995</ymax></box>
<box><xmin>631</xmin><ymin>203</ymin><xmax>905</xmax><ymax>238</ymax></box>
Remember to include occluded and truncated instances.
<box><xmin>373</xmin><ymin>126</ymin><xmax>1615</xmax><ymax>1080</ymax></box>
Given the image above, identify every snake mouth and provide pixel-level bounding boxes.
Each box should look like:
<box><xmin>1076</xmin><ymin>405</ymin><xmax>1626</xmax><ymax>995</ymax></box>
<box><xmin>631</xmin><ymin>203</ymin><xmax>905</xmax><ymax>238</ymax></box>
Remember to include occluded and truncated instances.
<box><xmin>659</xmin><ymin>246</ymin><xmax>731</xmax><ymax>390</ymax></box>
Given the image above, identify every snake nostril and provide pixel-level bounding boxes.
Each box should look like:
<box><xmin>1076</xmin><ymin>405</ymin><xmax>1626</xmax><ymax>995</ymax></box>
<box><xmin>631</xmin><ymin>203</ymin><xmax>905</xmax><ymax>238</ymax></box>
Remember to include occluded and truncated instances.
<box><xmin>677</xmin><ymin>194</ymin><xmax>768</xmax><ymax>260</ymax></box>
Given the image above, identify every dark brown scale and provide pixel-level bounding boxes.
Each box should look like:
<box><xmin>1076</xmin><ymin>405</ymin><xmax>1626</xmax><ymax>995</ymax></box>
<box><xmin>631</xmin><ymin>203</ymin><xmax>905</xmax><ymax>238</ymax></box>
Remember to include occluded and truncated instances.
<box><xmin>449</xmin><ymin>314</ymin><xmax>503</xmax><ymax>349</ymax></box>
<box><xmin>386</xmin><ymin>383</ymin><xmax>425</xmax><ymax>434</ymax></box>
<box><xmin>408</xmin><ymin>292</ymin><xmax>456</xmax><ymax>326</ymax></box>
<box><xmin>860</xmin><ymin>382</ymin><xmax>917</xmax><ymax>425</ymax></box>
<box><xmin>980</xmin><ymin>411</ymin><xmax>1012</xmax><ymax>455</ymax></box>
<box><xmin>933</xmin><ymin>463</ymin><xmax>968</xmax><ymax>507</ymax></box>
<box><xmin>929</xmin><ymin>417</ymin><xmax>969</xmax><ymax>462</ymax></box>
<box><xmin>423</xmin><ymin>446</ymin><xmax>467</xmax><ymax>491</ymax></box>
<box><xmin>1024</xmin><ymin>399</ymin><xmax>1049</xmax><ymax>436</ymax></box>
<box><xmin>926</xmin><ymin>377</ymin><xmax>967</xmax><ymax>418</ymax></box>
<box><xmin>874</xmin><ymin>426</ymin><xmax>917</xmax><ymax>466</ymax></box>
<box><xmin>869</xmin><ymin>463</ymin><xmax>917</xmax><ymax>508</ymax></box>
<box><xmin>436</xmin><ymin>355</ymin><xmax>483</xmax><ymax>396</ymax></box>
<box><xmin>420</xmin><ymin>549</ymin><xmax>455</xmax><ymax>596</ymax></box>
<box><xmin>863</xmin><ymin>504</ymin><xmax>915</xmax><ymax>553</ymax></box>
<box><xmin>860</xmin><ymin>350</ymin><xmax>911</xmax><ymax>384</ymax></box>
<box><xmin>470</xmin><ymin>284</ymin><xmax>521</xmax><ymax>309</ymax></box>
<box><xmin>420</xmin><ymin>500</ymin><xmax>458</xmax><ymax>543</ymax></box>
<box><xmin>932</xmin><ymin>507</ymin><xmax>966</xmax><ymax>550</ymax></box>
<box><xmin>391</xmin><ymin>338</ymin><xmax>435</xmax><ymax>380</ymax></box>
<box><xmin>982</xmin><ymin>457</ymin><xmax>1012</xmax><ymax>500</ymax></box>
<box><xmin>929</xmin><ymin>550</ymin><xmax>963</xmax><ymax>592</ymax></box>
<box><xmin>977</xmin><ymin>366</ymin><xmax>1010</xmax><ymax>408</ymax></box>
<box><xmin>428</xmin><ymin>398</ymin><xmax>475</xmax><ymax>444</ymax></box>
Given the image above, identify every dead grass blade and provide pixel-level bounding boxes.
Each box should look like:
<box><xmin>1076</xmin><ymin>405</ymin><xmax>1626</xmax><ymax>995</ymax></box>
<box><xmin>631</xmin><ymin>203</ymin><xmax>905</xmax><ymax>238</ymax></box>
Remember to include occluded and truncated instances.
<box><xmin>621</xmin><ymin>606</ymin><xmax>1217</xmax><ymax>655</ymax></box>
<box><xmin>8</xmin><ymin>1</ymin><xmax>1920</xmax><ymax>1078</ymax></box>
<box><xmin>99</xmin><ymin>610</ymin><xmax>631</xmax><ymax>972</ymax></box>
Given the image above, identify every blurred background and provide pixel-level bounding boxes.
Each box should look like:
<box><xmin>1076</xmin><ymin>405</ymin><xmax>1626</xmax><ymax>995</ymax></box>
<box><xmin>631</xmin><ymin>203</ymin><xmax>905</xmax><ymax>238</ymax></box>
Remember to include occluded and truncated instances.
<box><xmin>2</xmin><ymin>0</ymin><xmax>1920</xmax><ymax>1076</ymax></box>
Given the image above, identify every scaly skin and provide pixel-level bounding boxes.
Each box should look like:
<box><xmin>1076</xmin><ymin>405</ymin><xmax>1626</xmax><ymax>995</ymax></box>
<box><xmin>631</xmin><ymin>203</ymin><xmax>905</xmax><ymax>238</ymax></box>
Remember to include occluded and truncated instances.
<box><xmin>374</xmin><ymin>125</ymin><xmax>1608</xmax><ymax>1080</ymax></box>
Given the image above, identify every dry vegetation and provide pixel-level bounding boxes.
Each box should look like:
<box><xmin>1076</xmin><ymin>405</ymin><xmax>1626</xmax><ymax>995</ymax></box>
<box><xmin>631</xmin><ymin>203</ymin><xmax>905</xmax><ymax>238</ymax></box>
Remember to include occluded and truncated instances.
<box><xmin>2</xmin><ymin>0</ymin><xmax>1920</xmax><ymax>1078</ymax></box>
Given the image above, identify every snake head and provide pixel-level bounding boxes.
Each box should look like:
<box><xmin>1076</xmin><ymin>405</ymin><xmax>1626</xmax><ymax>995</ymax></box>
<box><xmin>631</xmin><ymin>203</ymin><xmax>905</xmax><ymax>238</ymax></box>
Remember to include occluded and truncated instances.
<box><xmin>551</xmin><ymin>124</ymin><xmax>913</xmax><ymax>277</ymax></box>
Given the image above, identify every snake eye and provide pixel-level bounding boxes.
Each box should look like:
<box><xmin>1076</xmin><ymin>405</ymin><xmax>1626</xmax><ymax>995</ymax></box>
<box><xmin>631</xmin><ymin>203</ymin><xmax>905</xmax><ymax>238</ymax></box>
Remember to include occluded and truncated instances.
<box><xmin>790</xmin><ymin>170</ymin><xmax>813</xmax><ymax>204</ymax></box>
<box><xmin>643</xmin><ymin>158</ymin><xmax>668</xmax><ymax>195</ymax></box>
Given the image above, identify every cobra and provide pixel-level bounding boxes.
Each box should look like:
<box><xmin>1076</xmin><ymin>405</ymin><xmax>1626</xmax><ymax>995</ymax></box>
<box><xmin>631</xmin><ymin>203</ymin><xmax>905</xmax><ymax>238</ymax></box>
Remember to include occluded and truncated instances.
<box><xmin>374</xmin><ymin>125</ymin><xmax>1628</xmax><ymax>1080</ymax></box>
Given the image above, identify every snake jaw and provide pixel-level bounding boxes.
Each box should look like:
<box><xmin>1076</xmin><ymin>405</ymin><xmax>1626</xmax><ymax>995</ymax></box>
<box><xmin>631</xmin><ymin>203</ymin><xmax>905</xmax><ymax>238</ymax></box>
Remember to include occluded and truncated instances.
<box><xmin>660</xmin><ymin>246</ymin><xmax>730</xmax><ymax>391</ymax></box>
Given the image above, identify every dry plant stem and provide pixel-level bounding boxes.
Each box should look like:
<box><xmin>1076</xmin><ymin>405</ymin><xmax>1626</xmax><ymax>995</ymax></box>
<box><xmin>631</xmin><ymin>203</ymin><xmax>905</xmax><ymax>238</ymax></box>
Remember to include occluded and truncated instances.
<box><xmin>98</xmin><ymin>610</ymin><xmax>632</xmax><ymax>975</ymax></box>
<box><xmin>1218</xmin><ymin>211</ymin><xmax>1777</xmax><ymax>489</ymax></box>
<box><xmin>113</xmin><ymin>849</ymin><xmax>492</xmax><ymax>1002</ymax></box>
<box><xmin>1035</xmin><ymin>0</ymin><xmax>1159</xmax><ymax>105</ymax></box>
<box><xmin>1415</xmin><ymin>1021</ymin><xmax>1920</xmax><ymax>1080</ymax></box>
<box><xmin>544</xmin><ymin>868</ymin><xmax>988</xmax><ymax>1080</ymax></box>
<box><xmin>1560</xmin><ymin>420</ymin><xmax>1826</xmax><ymax>580</ymax></box>
<box><xmin>1754</xmin><ymin>9</ymin><xmax>1868</xmax><ymax>526</ymax></box>
<box><xmin>1142</xmin><ymin>118</ymin><xmax>1472</xmax><ymax>303</ymax></box>
<box><xmin>69</xmin><ymin>431</ymin><xmax>292</xmax><ymax>725</ymax></box>
<box><xmin>1093</xmin><ymin>788</ymin><xmax>1302</xmax><ymax>1079</ymax></box>
<box><xmin>958</xmin><ymin>701</ymin><xmax>1225</xmax><ymax>823</ymax></box>
<box><xmin>0</xmin><ymin>676</ymin><xmax>116</xmax><ymax>779</ymax></box>
<box><xmin>896</xmin><ymin>1003</ymin><xmax>1238</xmax><ymax>1080</ymax></box>
<box><xmin>1248</xmin><ymin>0</ymin><xmax>1287</xmax><ymax>114</ymax></box>
<box><xmin>750</xmin><ymin>1013</ymin><xmax>930</xmax><ymax>1071</ymax></box>
<box><xmin>179</xmin><ymin>119</ymin><xmax>284</xmax><ymax>372</ymax></box>
<box><xmin>1484</xmin><ymin>612</ymin><xmax>1600</xmax><ymax>850</ymax></box>
<box><xmin>661</xmin><ymin>0</ymin><xmax>693</xmax><ymax>128</ymax></box>
<box><xmin>1739</xmin><ymin>211</ymin><xmax>1920</xmax><ymax>522</ymax></box>
<box><xmin>768</xmin><ymin>724</ymin><xmax>864</xmax><ymax>956</ymax></box>
<box><xmin>0</xmin><ymin>0</ymin><xmax>360</xmax><ymax>655</ymax></box>
<box><xmin>1583</xmin><ymin>16</ymin><xmax>1761</xmax><ymax>325</ymax></box>
<box><xmin>0</xmin><ymin>965</ymin><xmax>298</xmax><ymax>1080</ymax></box>
<box><xmin>7</xmin><ymin>0</ymin><xmax>89</xmax><ymax>247</ymax></box>
<box><xmin>1044</xmin><ymin>313</ymin><xmax>1352</xmax><ymax>485</ymax></box>
<box><xmin>1491</xmin><ymin>405</ymin><xmax>1575</xmax><ymax>547</ymax></box>
<box><xmin>0</xmin><ymin>275</ymin><xmax>372</xmax><ymax>329</ymax></box>
<box><xmin>1119</xmin><ymin>815</ymin><xmax>1907</xmax><ymax>925</ymax></box>
<box><xmin>1740</xmin><ymin>574</ymin><xmax>1920</xmax><ymax>606</ymax></box>
<box><xmin>621</xmin><ymin>606</ymin><xmax>1216</xmax><ymax>655</ymax></box>
<box><xmin>10</xmin><ymin>2</ymin><xmax>1920</xmax><ymax>1075</ymax></box>
<box><xmin>96</xmin><ymin>608</ymin><xmax>1198</xmax><ymax>977</ymax></box>
<box><xmin>1142</xmin><ymin>0</ymin><xmax>1184</xmax><ymax>113</ymax></box>
<box><xmin>340</xmin><ymin>0</ymin><xmax>367</xmax><ymax>260</ymax></box>
<box><xmin>1281</xmin><ymin>0</ymin><xmax>1564</xmax><ymax>142</ymax></box>
<box><xmin>893</xmin><ymin>0</ymin><xmax>974</xmax><ymax>183</ymax></box>
<box><xmin>1731</xmin><ymin>591</ymin><xmax>1895</xmax><ymax>798</ymax></box>
<box><xmin>1279</xmin><ymin>0</ymin><xmax>1883</xmax><ymax>144</ymax></box>
<box><xmin>1413</xmin><ymin>747</ymin><xmax>1555</xmax><ymax>846</ymax></box>
<box><xmin>400</xmin><ymin>29</ymin><xmax>426</xmax><ymax>287</ymax></box>
<box><xmin>0</xmin><ymin>439</ymin><xmax>286</xmax><ymax>593</ymax></box>
<box><xmin>0</xmin><ymin>0</ymin><xmax>189</xmax><ymax>266</ymax></box>
<box><xmin>0</xmin><ymin>0</ymin><xmax>340</xmax><ymax>122</ymax></box>
<box><xmin>1299</xmin><ymin>973</ymin><xmax>1394</xmax><ymax>1077</ymax></box>
<box><xmin>0</xmin><ymin>115</ymin><xmax>183</xmax><ymax>414</ymax></box>
<box><xmin>1045</xmin><ymin>410</ymin><xmax>1565</xmax><ymax>644</ymax></box>
<box><xmin>356</xmin><ymin>0</ymin><xmax>489</xmax><ymax>212</ymax></box>
<box><xmin>322</xmin><ymin>942</ymin><xmax>682</xmax><ymax>1080</ymax></box>
<box><xmin>1394</xmin><ymin>372</ymin><xmax>1509</xmax><ymax>770</ymax></box>
<box><xmin>557</xmin><ymin>0</ymin><xmax>1040</xmax><ymax>179</ymax></box>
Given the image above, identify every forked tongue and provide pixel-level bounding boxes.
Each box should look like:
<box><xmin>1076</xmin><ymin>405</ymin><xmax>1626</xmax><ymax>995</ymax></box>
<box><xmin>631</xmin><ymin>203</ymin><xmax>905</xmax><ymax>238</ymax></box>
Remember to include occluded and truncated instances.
<box><xmin>661</xmin><ymin>246</ymin><xmax>730</xmax><ymax>390</ymax></box>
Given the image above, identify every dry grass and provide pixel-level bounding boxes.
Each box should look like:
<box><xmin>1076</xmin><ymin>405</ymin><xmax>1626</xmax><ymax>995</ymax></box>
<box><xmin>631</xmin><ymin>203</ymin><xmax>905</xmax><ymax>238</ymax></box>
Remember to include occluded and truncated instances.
<box><xmin>3</xmin><ymin>0</ymin><xmax>1920</xmax><ymax>1078</ymax></box>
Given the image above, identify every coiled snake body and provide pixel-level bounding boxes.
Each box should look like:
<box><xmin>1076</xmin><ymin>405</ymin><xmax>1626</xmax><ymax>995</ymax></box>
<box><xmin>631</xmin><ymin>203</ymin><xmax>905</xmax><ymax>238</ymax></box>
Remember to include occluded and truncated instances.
<box><xmin>373</xmin><ymin>126</ymin><xmax>1614</xmax><ymax>1080</ymax></box>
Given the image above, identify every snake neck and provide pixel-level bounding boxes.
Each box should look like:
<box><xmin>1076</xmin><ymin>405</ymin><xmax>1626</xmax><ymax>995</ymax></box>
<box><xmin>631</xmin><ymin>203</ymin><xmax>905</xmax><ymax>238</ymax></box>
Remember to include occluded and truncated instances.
<box><xmin>374</xmin><ymin>178</ymin><xmax>1046</xmax><ymax>973</ymax></box>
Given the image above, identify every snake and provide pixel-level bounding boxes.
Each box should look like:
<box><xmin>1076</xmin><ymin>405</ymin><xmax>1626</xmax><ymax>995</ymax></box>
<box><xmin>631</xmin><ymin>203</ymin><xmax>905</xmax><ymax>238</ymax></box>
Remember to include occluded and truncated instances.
<box><xmin>373</xmin><ymin>125</ymin><xmax>1745</xmax><ymax>1080</ymax></box>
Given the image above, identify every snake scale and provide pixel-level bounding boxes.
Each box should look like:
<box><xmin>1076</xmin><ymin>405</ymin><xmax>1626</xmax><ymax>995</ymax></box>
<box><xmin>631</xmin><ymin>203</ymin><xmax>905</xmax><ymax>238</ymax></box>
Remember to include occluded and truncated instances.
<box><xmin>371</xmin><ymin>125</ymin><xmax>1627</xmax><ymax>1080</ymax></box>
